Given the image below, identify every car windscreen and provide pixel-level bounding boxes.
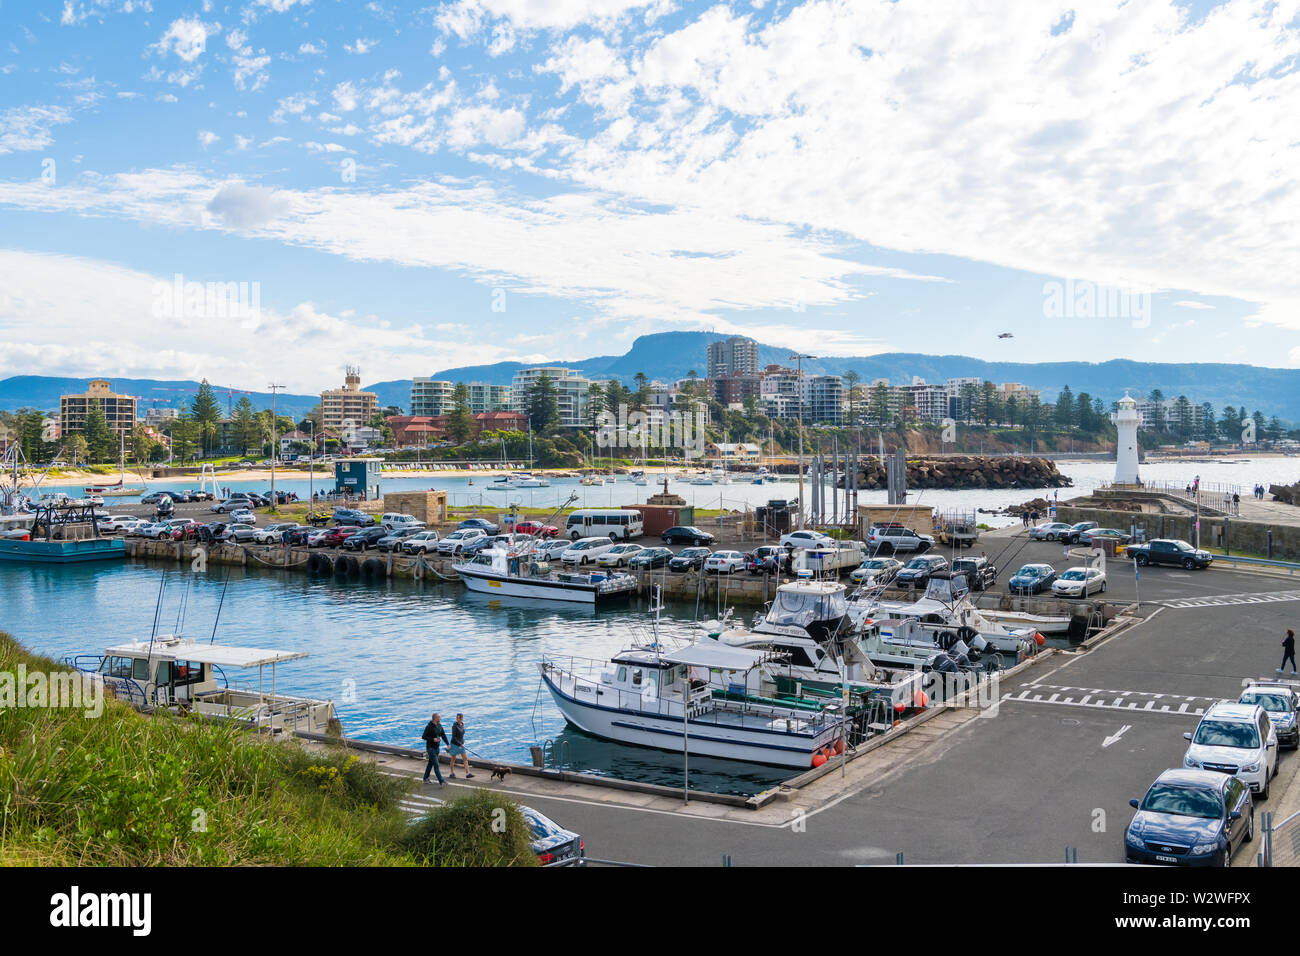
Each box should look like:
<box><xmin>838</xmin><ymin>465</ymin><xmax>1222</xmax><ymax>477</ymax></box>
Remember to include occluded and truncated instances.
<box><xmin>1240</xmin><ymin>692</ymin><xmax>1291</xmax><ymax>712</ymax></box>
<box><xmin>1060</xmin><ymin>570</ymin><xmax>1086</xmax><ymax>580</ymax></box>
<box><xmin>1141</xmin><ymin>784</ymin><xmax>1222</xmax><ymax>819</ymax></box>
<box><xmin>1193</xmin><ymin>719</ymin><xmax>1260</xmax><ymax>749</ymax></box>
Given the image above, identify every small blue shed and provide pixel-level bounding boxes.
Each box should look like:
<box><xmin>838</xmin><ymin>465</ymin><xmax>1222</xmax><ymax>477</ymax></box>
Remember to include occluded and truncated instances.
<box><xmin>334</xmin><ymin>458</ymin><xmax>382</xmax><ymax>499</ymax></box>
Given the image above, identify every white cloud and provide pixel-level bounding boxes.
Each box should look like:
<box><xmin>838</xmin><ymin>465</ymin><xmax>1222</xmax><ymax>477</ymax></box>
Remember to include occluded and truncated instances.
<box><xmin>0</xmin><ymin>249</ymin><xmax>491</xmax><ymax>392</ymax></box>
<box><xmin>204</xmin><ymin>181</ymin><xmax>290</xmax><ymax>227</ymax></box>
<box><xmin>1174</xmin><ymin>300</ymin><xmax>1216</xmax><ymax>310</ymax></box>
<box><xmin>345</xmin><ymin>38</ymin><xmax>377</xmax><ymax>55</ymax></box>
<box><xmin>155</xmin><ymin>17</ymin><xmax>212</xmax><ymax>63</ymax></box>
<box><xmin>197</xmin><ymin>129</ymin><xmax>220</xmax><ymax>148</ymax></box>
<box><xmin>0</xmin><ymin>105</ymin><xmax>73</xmax><ymax>155</ymax></box>
<box><xmin>437</xmin><ymin>0</ymin><xmax>663</xmax><ymax>36</ymax></box>
<box><xmin>298</xmin><ymin>40</ymin><xmax>325</xmax><ymax>55</ymax></box>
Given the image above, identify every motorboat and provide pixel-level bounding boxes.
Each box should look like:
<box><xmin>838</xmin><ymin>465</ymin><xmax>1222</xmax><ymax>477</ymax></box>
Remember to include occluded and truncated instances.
<box><xmin>67</xmin><ymin>635</ymin><xmax>338</xmax><ymax>735</ymax></box>
<box><xmin>539</xmin><ymin>641</ymin><xmax>849</xmax><ymax>769</ymax></box>
<box><xmin>454</xmin><ymin>545</ymin><xmax>635</xmax><ymax>604</ymax></box>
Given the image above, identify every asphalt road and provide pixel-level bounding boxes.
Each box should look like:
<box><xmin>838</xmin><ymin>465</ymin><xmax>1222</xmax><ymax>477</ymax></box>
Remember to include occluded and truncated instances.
<box><xmin>504</xmin><ymin>562</ymin><xmax>1300</xmax><ymax>866</ymax></box>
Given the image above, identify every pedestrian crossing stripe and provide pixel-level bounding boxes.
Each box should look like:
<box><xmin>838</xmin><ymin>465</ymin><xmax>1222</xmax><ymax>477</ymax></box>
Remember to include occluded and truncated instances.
<box><xmin>1005</xmin><ymin>683</ymin><xmax>1219</xmax><ymax>716</ymax></box>
<box><xmin>1162</xmin><ymin>589</ymin><xmax>1300</xmax><ymax>609</ymax></box>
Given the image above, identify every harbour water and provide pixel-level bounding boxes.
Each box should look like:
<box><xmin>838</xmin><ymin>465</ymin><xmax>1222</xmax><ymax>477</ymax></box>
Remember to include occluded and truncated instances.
<box><xmin>5</xmin><ymin>456</ymin><xmax>1296</xmax><ymax>795</ymax></box>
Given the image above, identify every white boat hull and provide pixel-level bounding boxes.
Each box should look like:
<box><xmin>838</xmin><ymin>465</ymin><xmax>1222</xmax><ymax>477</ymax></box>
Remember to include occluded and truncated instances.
<box><xmin>456</xmin><ymin>564</ymin><xmax>633</xmax><ymax>604</ymax></box>
<box><xmin>541</xmin><ymin>671</ymin><xmax>841</xmax><ymax>769</ymax></box>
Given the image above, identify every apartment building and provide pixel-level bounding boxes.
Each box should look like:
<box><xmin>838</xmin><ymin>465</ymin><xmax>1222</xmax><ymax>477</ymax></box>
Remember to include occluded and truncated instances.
<box><xmin>60</xmin><ymin>380</ymin><xmax>137</xmax><ymax>451</ymax></box>
<box><xmin>706</xmin><ymin>336</ymin><xmax>759</xmax><ymax>378</ymax></box>
<box><xmin>510</xmin><ymin>366</ymin><xmax>591</xmax><ymax>427</ymax></box>
<box><xmin>320</xmin><ymin>368</ymin><xmax>378</xmax><ymax>431</ymax></box>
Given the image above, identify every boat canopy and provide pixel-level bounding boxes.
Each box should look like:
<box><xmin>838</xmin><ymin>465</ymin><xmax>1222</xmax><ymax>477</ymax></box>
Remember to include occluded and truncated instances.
<box><xmin>766</xmin><ymin>582</ymin><xmax>848</xmax><ymax>629</ymax></box>
<box><xmin>661</xmin><ymin>643</ymin><xmax>768</xmax><ymax>671</ymax></box>
<box><xmin>101</xmin><ymin>637</ymin><xmax>309</xmax><ymax>669</ymax></box>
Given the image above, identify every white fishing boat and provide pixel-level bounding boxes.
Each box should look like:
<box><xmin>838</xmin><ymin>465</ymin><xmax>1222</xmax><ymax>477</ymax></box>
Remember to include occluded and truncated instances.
<box><xmin>68</xmin><ymin>635</ymin><xmax>338</xmax><ymax>735</ymax></box>
<box><xmin>698</xmin><ymin>577</ymin><xmax>927</xmax><ymax>710</ymax></box>
<box><xmin>849</xmin><ymin>571</ymin><xmax>1043</xmax><ymax>656</ymax></box>
<box><xmin>454</xmin><ymin>546</ymin><xmax>635</xmax><ymax>604</ymax></box>
<box><xmin>539</xmin><ymin>641</ymin><xmax>849</xmax><ymax>769</ymax></box>
<box><xmin>689</xmin><ymin>471</ymin><xmax>713</xmax><ymax>485</ymax></box>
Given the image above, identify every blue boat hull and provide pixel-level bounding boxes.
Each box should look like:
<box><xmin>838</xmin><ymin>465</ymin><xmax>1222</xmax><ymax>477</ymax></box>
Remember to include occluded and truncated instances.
<box><xmin>0</xmin><ymin>538</ymin><xmax>126</xmax><ymax>563</ymax></box>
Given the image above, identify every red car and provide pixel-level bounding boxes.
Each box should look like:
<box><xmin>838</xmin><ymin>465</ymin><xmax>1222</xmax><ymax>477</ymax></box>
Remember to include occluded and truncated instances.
<box><xmin>316</xmin><ymin>526</ymin><xmax>361</xmax><ymax>547</ymax></box>
<box><xmin>514</xmin><ymin>521</ymin><xmax>559</xmax><ymax>538</ymax></box>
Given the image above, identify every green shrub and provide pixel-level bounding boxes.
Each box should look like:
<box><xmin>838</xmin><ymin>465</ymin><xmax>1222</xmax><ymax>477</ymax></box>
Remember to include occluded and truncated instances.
<box><xmin>401</xmin><ymin>789</ymin><xmax>539</xmax><ymax>867</ymax></box>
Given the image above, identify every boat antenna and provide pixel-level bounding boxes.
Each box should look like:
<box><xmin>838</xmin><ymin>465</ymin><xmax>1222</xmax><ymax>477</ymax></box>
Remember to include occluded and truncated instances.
<box><xmin>174</xmin><ymin>575</ymin><xmax>192</xmax><ymax>636</ymax></box>
<box><xmin>210</xmin><ymin>567</ymin><xmax>231</xmax><ymax>644</ymax></box>
<box><xmin>146</xmin><ymin>571</ymin><xmax>168</xmax><ymax>672</ymax></box>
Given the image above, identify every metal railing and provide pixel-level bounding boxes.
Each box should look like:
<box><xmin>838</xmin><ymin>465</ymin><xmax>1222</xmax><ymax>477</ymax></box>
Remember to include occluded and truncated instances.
<box><xmin>1259</xmin><ymin>808</ymin><xmax>1300</xmax><ymax>866</ymax></box>
<box><xmin>1204</xmin><ymin>554</ymin><xmax>1300</xmax><ymax>575</ymax></box>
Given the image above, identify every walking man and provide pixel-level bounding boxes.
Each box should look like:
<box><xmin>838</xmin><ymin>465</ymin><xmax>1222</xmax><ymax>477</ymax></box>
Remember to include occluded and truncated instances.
<box><xmin>422</xmin><ymin>712</ymin><xmax>449</xmax><ymax>785</ymax></box>
<box><xmin>448</xmin><ymin>713</ymin><xmax>474</xmax><ymax>779</ymax></box>
<box><xmin>1282</xmin><ymin>630</ymin><xmax>1297</xmax><ymax>675</ymax></box>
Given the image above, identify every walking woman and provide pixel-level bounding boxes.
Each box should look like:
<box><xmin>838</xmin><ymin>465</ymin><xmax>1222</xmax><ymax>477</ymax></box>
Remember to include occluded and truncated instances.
<box><xmin>1282</xmin><ymin>630</ymin><xmax>1297</xmax><ymax>675</ymax></box>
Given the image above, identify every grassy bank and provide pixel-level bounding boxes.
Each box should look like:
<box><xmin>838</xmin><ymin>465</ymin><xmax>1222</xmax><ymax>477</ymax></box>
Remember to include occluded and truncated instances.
<box><xmin>0</xmin><ymin>634</ymin><xmax>534</xmax><ymax>866</ymax></box>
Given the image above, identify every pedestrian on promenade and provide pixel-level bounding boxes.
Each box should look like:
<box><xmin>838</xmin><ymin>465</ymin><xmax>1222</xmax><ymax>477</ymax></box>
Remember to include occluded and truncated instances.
<box><xmin>1282</xmin><ymin>630</ymin><xmax>1297</xmax><ymax>675</ymax></box>
<box><xmin>421</xmin><ymin>712</ymin><xmax>449</xmax><ymax>785</ymax></box>
<box><xmin>448</xmin><ymin>713</ymin><xmax>474</xmax><ymax>779</ymax></box>
<box><xmin>1233</xmin><ymin>492</ymin><xmax>1240</xmax><ymax>515</ymax></box>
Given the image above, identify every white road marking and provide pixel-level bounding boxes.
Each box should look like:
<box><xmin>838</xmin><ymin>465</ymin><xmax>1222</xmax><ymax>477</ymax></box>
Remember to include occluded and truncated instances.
<box><xmin>1163</xmin><ymin>589</ymin><xmax>1300</xmax><ymax>609</ymax></box>
<box><xmin>1102</xmin><ymin>725</ymin><xmax>1132</xmax><ymax>748</ymax></box>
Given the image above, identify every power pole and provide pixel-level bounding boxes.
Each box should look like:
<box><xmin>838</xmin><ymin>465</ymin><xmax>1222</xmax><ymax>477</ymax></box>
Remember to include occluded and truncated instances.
<box><xmin>269</xmin><ymin>384</ymin><xmax>284</xmax><ymax>514</ymax></box>
<box><xmin>790</xmin><ymin>353</ymin><xmax>814</xmax><ymax>528</ymax></box>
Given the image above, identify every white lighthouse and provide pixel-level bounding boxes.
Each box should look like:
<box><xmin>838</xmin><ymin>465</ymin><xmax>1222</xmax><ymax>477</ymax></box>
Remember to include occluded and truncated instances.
<box><xmin>1112</xmin><ymin>393</ymin><xmax>1140</xmax><ymax>485</ymax></box>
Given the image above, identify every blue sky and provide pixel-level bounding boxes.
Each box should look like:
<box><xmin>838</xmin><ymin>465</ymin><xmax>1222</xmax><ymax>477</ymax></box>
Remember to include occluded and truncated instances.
<box><xmin>1</xmin><ymin>0</ymin><xmax>1297</xmax><ymax>392</ymax></box>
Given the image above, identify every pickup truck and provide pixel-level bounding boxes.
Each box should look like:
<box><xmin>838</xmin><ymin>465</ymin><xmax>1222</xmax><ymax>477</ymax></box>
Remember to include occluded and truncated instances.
<box><xmin>1126</xmin><ymin>539</ymin><xmax>1214</xmax><ymax>569</ymax></box>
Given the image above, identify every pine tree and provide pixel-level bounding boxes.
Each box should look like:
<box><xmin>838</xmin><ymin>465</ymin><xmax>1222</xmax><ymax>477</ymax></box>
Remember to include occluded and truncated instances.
<box><xmin>231</xmin><ymin>396</ymin><xmax>261</xmax><ymax>454</ymax></box>
<box><xmin>447</xmin><ymin>383</ymin><xmax>475</xmax><ymax>444</ymax></box>
<box><xmin>525</xmin><ymin>372</ymin><xmax>559</xmax><ymax>434</ymax></box>
<box><xmin>190</xmin><ymin>380</ymin><xmax>222</xmax><ymax>458</ymax></box>
<box><xmin>1055</xmin><ymin>387</ymin><xmax>1075</xmax><ymax>432</ymax></box>
<box><xmin>81</xmin><ymin>398</ymin><xmax>116</xmax><ymax>463</ymax></box>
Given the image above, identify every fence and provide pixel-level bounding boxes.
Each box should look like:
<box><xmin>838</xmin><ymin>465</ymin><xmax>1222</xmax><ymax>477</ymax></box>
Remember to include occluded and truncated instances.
<box><xmin>1099</xmin><ymin>479</ymin><xmax>1244</xmax><ymax>515</ymax></box>
<box><xmin>1259</xmin><ymin>809</ymin><xmax>1300</xmax><ymax>866</ymax></box>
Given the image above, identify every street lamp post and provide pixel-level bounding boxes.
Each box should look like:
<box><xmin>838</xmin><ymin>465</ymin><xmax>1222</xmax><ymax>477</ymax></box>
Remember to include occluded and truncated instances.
<box><xmin>269</xmin><ymin>384</ymin><xmax>284</xmax><ymax>514</ymax></box>
<box><xmin>789</xmin><ymin>353</ymin><xmax>814</xmax><ymax>529</ymax></box>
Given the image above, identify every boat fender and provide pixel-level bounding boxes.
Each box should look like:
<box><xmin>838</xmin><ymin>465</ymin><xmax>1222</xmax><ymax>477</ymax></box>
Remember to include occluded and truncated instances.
<box><xmin>1033</xmin><ymin>631</ymin><xmax>1046</xmax><ymax>646</ymax></box>
<box><xmin>913</xmin><ymin>690</ymin><xmax>929</xmax><ymax>709</ymax></box>
<box><xmin>811</xmin><ymin>751</ymin><xmax>827</xmax><ymax>768</ymax></box>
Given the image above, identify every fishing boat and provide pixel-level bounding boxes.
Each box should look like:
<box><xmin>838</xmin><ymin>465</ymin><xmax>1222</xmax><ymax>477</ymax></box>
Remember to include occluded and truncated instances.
<box><xmin>0</xmin><ymin>499</ymin><xmax>124</xmax><ymax>564</ymax></box>
<box><xmin>85</xmin><ymin>433</ymin><xmax>147</xmax><ymax>497</ymax></box>
<box><xmin>539</xmin><ymin>640</ymin><xmax>849</xmax><ymax>768</ymax></box>
<box><xmin>454</xmin><ymin>545</ymin><xmax>635</xmax><ymax>604</ymax></box>
<box><xmin>697</xmin><ymin>577</ymin><xmax>927</xmax><ymax>710</ymax></box>
<box><xmin>67</xmin><ymin>634</ymin><xmax>338</xmax><ymax>735</ymax></box>
<box><xmin>848</xmin><ymin>571</ymin><xmax>1042</xmax><ymax>656</ymax></box>
<box><xmin>689</xmin><ymin>470</ymin><xmax>713</xmax><ymax>485</ymax></box>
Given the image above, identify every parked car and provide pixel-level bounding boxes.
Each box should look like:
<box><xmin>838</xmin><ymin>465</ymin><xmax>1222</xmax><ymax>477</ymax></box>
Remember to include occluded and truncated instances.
<box><xmin>285</xmin><ymin>526</ymin><xmax>318</xmax><ymax>546</ymax></box>
<box><xmin>375</xmin><ymin>527</ymin><xmax>424</xmax><ymax>552</ymax></box>
<box><xmin>514</xmin><ymin>520</ymin><xmax>559</xmax><ymax>538</ymax></box>
<box><xmin>309</xmin><ymin>526</ymin><xmax>357</xmax><ymax>548</ymax></box>
<box><xmin>662</xmin><ymin>526</ymin><xmax>715</xmax><ymax>546</ymax></box>
<box><xmin>99</xmin><ymin>515</ymin><xmax>144</xmax><ymax>534</ymax></box>
<box><xmin>596</xmin><ymin>543</ymin><xmax>646</xmax><ymax>568</ymax></box>
<box><xmin>402</xmin><ymin>530</ymin><xmax>444</xmax><ymax>555</ymax></box>
<box><xmin>704</xmin><ymin>550</ymin><xmax>746</xmax><ymax>574</ymax></box>
<box><xmin>463</xmin><ymin>534</ymin><xmax>518</xmax><ymax>556</ymax></box>
<box><xmin>1183</xmin><ymin>701</ymin><xmax>1279</xmax><ymax>797</ymax></box>
<box><xmin>780</xmin><ymin>529</ymin><xmax>836</xmax><ymax>550</ymax></box>
<box><xmin>254</xmin><ymin>522</ymin><xmax>300</xmax><ymax>544</ymax></box>
<box><xmin>342</xmin><ymin>526</ymin><xmax>391</xmax><ymax>551</ymax></box>
<box><xmin>1051</xmin><ymin>566</ymin><xmax>1106</xmax><ymax>597</ymax></box>
<box><xmin>894</xmin><ymin>555</ymin><xmax>949</xmax><ymax>589</ymax></box>
<box><xmin>534</xmin><ymin>537</ymin><xmax>576</xmax><ymax>561</ymax></box>
<box><xmin>1008</xmin><ymin>563</ymin><xmax>1058</xmax><ymax>594</ymax></box>
<box><xmin>1078</xmin><ymin>527</ymin><xmax>1132</xmax><ymax>547</ymax></box>
<box><xmin>141</xmin><ymin>492</ymin><xmax>172</xmax><ymax>506</ymax></box>
<box><xmin>950</xmin><ymin>555</ymin><xmax>997</xmax><ymax>591</ymax></box>
<box><xmin>849</xmin><ymin>556</ymin><xmax>903</xmax><ymax>585</ymax></box>
<box><xmin>1127</xmin><ymin>539</ymin><xmax>1214</xmax><ymax>570</ymax></box>
<box><xmin>1028</xmin><ymin>521</ymin><xmax>1072</xmax><ymax>541</ymax></box>
<box><xmin>1124</xmin><ymin>769</ymin><xmax>1253</xmax><ymax>867</ymax></box>
<box><xmin>628</xmin><ymin>547</ymin><xmax>673</xmax><ymax>570</ymax></box>
<box><xmin>435</xmin><ymin>528</ymin><xmax>487</xmax><ymax>556</ymax></box>
<box><xmin>458</xmin><ymin>517</ymin><xmax>500</xmax><ymax>535</ymax></box>
<box><xmin>228</xmin><ymin>509</ymin><xmax>257</xmax><ymax>526</ymax></box>
<box><xmin>866</xmin><ymin>524</ymin><xmax>935</xmax><ymax>555</ymax></box>
<box><xmin>518</xmin><ymin>805</ymin><xmax>584</xmax><ymax>866</ymax></box>
<box><xmin>1239</xmin><ymin>683</ymin><xmax>1300</xmax><ymax>749</ymax></box>
<box><xmin>745</xmin><ymin>545</ymin><xmax>782</xmax><ymax>575</ymax></box>
<box><xmin>380</xmin><ymin>513</ymin><xmax>425</xmax><ymax>533</ymax></box>
<box><xmin>332</xmin><ymin>507</ymin><xmax>375</xmax><ymax>527</ymax></box>
<box><xmin>212</xmin><ymin>498</ymin><xmax>256</xmax><ymax>514</ymax></box>
<box><xmin>668</xmin><ymin>547</ymin><xmax>712</xmax><ymax>572</ymax></box>
<box><xmin>221</xmin><ymin>524</ymin><xmax>260</xmax><ymax>544</ymax></box>
<box><xmin>561</xmin><ymin>537</ymin><xmax>617</xmax><ymax>566</ymax></box>
<box><xmin>1059</xmin><ymin>521</ymin><xmax>1099</xmax><ymax>545</ymax></box>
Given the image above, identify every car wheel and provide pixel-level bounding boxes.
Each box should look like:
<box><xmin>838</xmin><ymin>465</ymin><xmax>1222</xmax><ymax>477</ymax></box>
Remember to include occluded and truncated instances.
<box><xmin>1046</xmin><ymin>533</ymin><xmax>1057</xmax><ymax>541</ymax></box>
<box><xmin>571</xmin><ymin>531</ymin><xmax>581</xmax><ymax>541</ymax></box>
<box><xmin>1183</xmin><ymin>558</ymin><xmax>1196</xmax><ymax>570</ymax></box>
<box><xmin>1244</xmin><ymin>808</ymin><xmax>1255</xmax><ymax>844</ymax></box>
<box><xmin>1135</xmin><ymin>554</ymin><xmax>1149</xmax><ymax>566</ymax></box>
<box><xmin>1101</xmin><ymin>581</ymin><xmax>1107</xmax><ymax>592</ymax></box>
<box><xmin>1259</xmin><ymin>776</ymin><xmax>1270</xmax><ymax>801</ymax></box>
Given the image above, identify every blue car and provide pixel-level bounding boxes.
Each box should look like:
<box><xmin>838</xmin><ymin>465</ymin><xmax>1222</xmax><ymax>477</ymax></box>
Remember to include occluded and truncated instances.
<box><xmin>458</xmin><ymin>517</ymin><xmax>500</xmax><ymax>535</ymax></box>
<box><xmin>1125</xmin><ymin>768</ymin><xmax>1253</xmax><ymax>866</ymax></box>
<box><xmin>1008</xmin><ymin>563</ymin><xmax>1057</xmax><ymax>594</ymax></box>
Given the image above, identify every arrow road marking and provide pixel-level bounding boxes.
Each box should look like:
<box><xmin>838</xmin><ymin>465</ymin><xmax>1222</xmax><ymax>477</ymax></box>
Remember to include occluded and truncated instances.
<box><xmin>1102</xmin><ymin>725</ymin><xmax>1132</xmax><ymax>748</ymax></box>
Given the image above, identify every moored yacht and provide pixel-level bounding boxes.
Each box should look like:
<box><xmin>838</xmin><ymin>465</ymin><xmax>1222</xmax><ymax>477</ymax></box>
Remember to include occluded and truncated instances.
<box><xmin>454</xmin><ymin>545</ymin><xmax>635</xmax><ymax>604</ymax></box>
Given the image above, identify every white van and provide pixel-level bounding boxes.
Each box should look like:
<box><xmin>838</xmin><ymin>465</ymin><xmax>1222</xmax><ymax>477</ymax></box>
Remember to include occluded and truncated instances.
<box><xmin>381</xmin><ymin>513</ymin><xmax>425</xmax><ymax>532</ymax></box>
<box><xmin>565</xmin><ymin>509</ymin><xmax>644</xmax><ymax>541</ymax></box>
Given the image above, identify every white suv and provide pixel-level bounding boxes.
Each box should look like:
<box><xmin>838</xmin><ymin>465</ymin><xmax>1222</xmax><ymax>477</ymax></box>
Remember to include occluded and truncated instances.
<box><xmin>381</xmin><ymin>513</ymin><xmax>425</xmax><ymax>532</ymax></box>
<box><xmin>1183</xmin><ymin>701</ymin><xmax>1279</xmax><ymax>798</ymax></box>
<box><xmin>561</xmin><ymin>537</ymin><xmax>616</xmax><ymax>566</ymax></box>
<box><xmin>435</xmin><ymin>528</ymin><xmax>485</xmax><ymax>555</ymax></box>
<box><xmin>866</xmin><ymin>524</ymin><xmax>935</xmax><ymax>554</ymax></box>
<box><xmin>779</xmin><ymin>529</ymin><xmax>835</xmax><ymax>549</ymax></box>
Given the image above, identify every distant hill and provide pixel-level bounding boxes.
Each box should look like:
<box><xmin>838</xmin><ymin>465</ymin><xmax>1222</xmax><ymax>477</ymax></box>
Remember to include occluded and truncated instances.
<box><xmin>408</xmin><ymin>332</ymin><xmax>1300</xmax><ymax>418</ymax></box>
<box><xmin>0</xmin><ymin>376</ymin><xmax>318</xmax><ymax>421</ymax></box>
<box><xmin>4</xmin><ymin>332</ymin><xmax>1297</xmax><ymax>421</ymax></box>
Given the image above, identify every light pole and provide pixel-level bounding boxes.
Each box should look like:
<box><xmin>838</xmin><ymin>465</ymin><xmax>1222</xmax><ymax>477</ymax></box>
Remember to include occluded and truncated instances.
<box><xmin>789</xmin><ymin>353</ymin><xmax>814</xmax><ymax>528</ymax></box>
<box><xmin>308</xmin><ymin>420</ymin><xmax>315</xmax><ymax>506</ymax></box>
<box><xmin>269</xmin><ymin>384</ymin><xmax>283</xmax><ymax>514</ymax></box>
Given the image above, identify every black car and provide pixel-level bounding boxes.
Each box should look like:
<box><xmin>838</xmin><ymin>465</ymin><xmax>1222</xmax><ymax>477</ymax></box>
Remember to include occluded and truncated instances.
<box><xmin>663</xmin><ymin>526</ymin><xmax>715</xmax><ymax>546</ymax></box>
<box><xmin>668</xmin><ymin>547</ymin><xmax>712</xmax><ymax>571</ymax></box>
<box><xmin>332</xmin><ymin>507</ymin><xmax>376</xmax><ymax>527</ymax></box>
<box><xmin>342</xmin><ymin>526</ymin><xmax>389</xmax><ymax>551</ymax></box>
<box><xmin>628</xmin><ymin>547</ymin><xmax>673</xmax><ymax>569</ymax></box>
<box><xmin>894</xmin><ymin>555</ymin><xmax>949</xmax><ymax>589</ymax></box>
<box><xmin>950</xmin><ymin>555</ymin><xmax>997</xmax><ymax>591</ymax></box>
<box><xmin>1127</xmin><ymin>539</ymin><xmax>1214</xmax><ymax>569</ymax></box>
<box><xmin>1125</xmin><ymin>769</ymin><xmax>1253</xmax><ymax>867</ymax></box>
<box><xmin>458</xmin><ymin>517</ymin><xmax>501</xmax><ymax>535</ymax></box>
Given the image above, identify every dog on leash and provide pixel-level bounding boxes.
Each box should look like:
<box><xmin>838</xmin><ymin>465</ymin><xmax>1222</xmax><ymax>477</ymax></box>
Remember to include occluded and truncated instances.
<box><xmin>490</xmin><ymin>765</ymin><xmax>511</xmax><ymax>782</ymax></box>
